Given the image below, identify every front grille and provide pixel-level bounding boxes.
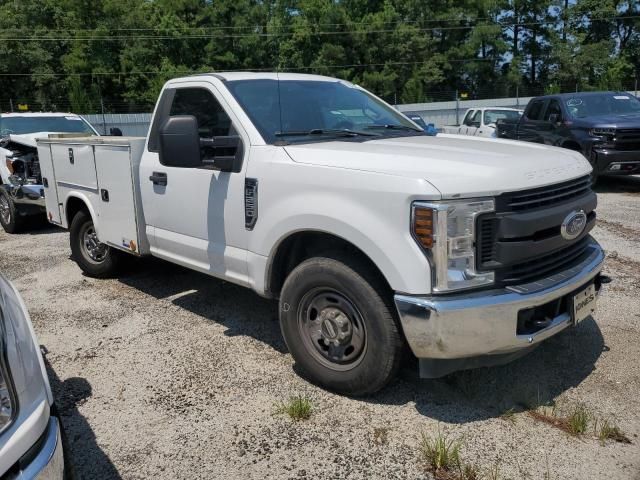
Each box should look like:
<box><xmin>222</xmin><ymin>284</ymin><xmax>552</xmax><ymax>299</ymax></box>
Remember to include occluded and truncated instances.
<box><xmin>495</xmin><ymin>236</ymin><xmax>592</xmax><ymax>285</ymax></box>
<box><xmin>496</xmin><ymin>175</ymin><xmax>591</xmax><ymax>212</ymax></box>
<box><xmin>613</xmin><ymin>128</ymin><xmax>640</xmax><ymax>151</ymax></box>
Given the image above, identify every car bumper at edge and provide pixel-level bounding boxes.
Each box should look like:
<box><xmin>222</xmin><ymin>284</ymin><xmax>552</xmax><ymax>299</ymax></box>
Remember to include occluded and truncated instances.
<box><xmin>18</xmin><ymin>416</ymin><xmax>65</xmax><ymax>480</ymax></box>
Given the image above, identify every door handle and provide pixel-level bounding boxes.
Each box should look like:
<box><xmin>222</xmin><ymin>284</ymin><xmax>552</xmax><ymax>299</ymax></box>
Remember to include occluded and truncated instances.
<box><xmin>149</xmin><ymin>172</ymin><xmax>167</xmax><ymax>186</ymax></box>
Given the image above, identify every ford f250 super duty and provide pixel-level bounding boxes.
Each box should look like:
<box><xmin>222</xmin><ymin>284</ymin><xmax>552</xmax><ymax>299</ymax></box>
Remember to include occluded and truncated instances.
<box><xmin>496</xmin><ymin>91</ymin><xmax>640</xmax><ymax>182</ymax></box>
<box><xmin>36</xmin><ymin>73</ymin><xmax>606</xmax><ymax>395</ymax></box>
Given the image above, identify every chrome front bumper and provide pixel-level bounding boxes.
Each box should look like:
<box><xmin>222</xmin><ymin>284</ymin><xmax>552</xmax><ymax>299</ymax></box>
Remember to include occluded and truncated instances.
<box><xmin>20</xmin><ymin>417</ymin><xmax>64</xmax><ymax>479</ymax></box>
<box><xmin>395</xmin><ymin>239</ymin><xmax>605</xmax><ymax>367</ymax></box>
<box><xmin>0</xmin><ymin>183</ymin><xmax>46</xmax><ymax>210</ymax></box>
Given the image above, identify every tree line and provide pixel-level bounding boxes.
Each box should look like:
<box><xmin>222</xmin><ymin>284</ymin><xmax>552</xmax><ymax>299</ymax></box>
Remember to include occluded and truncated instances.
<box><xmin>0</xmin><ymin>0</ymin><xmax>638</xmax><ymax>113</ymax></box>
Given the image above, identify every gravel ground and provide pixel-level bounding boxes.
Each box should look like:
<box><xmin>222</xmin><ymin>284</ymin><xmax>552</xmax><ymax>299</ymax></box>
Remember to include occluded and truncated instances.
<box><xmin>1</xmin><ymin>176</ymin><xmax>639</xmax><ymax>480</ymax></box>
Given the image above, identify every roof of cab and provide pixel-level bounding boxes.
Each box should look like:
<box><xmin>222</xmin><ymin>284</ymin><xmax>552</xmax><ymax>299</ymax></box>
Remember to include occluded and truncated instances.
<box><xmin>171</xmin><ymin>71</ymin><xmax>343</xmax><ymax>83</ymax></box>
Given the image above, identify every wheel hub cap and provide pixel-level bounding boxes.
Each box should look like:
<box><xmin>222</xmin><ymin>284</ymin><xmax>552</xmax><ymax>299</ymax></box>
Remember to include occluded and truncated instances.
<box><xmin>319</xmin><ymin>308</ymin><xmax>352</xmax><ymax>346</ymax></box>
<box><xmin>297</xmin><ymin>289</ymin><xmax>367</xmax><ymax>371</ymax></box>
<box><xmin>83</xmin><ymin>227</ymin><xmax>107</xmax><ymax>262</ymax></box>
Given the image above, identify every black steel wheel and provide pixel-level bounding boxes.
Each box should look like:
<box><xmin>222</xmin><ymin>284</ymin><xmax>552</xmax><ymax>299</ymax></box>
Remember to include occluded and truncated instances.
<box><xmin>279</xmin><ymin>254</ymin><xmax>404</xmax><ymax>396</ymax></box>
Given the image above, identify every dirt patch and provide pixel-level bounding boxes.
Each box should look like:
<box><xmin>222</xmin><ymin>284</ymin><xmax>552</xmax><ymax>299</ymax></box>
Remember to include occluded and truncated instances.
<box><xmin>597</xmin><ymin>219</ymin><xmax>640</xmax><ymax>242</ymax></box>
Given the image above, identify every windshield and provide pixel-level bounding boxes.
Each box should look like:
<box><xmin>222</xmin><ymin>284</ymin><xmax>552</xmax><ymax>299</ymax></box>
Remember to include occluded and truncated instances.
<box><xmin>564</xmin><ymin>93</ymin><xmax>640</xmax><ymax>118</ymax></box>
<box><xmin>226</xmin><ymin>79</ymin><xmax>421</xmax><ymax>143</ymax></box>
<box><xmin>483</xmin><ymin>109</ymin><xmax>521</xmax><ymax>125</ymax></box>
<box><xmin>0</xmin><ymin>116</ymin><xmax>96</xmax><ymax>136</ymax></box>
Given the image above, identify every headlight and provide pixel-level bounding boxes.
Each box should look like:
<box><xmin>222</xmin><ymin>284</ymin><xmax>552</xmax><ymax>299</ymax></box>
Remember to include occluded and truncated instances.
<box><xmin>412</xmin><ymin>199</ymin><xmax>495</xmax><ymax>292</ymax></box>
<box><xmin>589</xmin><ymin>128</ymin><xmax>616</xmax><ymax>137</ymax></box>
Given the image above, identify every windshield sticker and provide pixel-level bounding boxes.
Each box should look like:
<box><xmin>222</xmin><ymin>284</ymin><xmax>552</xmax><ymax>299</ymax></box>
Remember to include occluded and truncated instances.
<box><xmin>566</xmin><ymin>98</ymin><xmax>583</xmax><ymax>107</ymax></box>
<box><xmin>64</xmin><ymin>116</ymin><xmax>82</xmax><ymax>120</ymax></box>
<box><xmin>613</xmin><ymin>95</ymin><xmax>630</xmax><ymax>100</ymax></box>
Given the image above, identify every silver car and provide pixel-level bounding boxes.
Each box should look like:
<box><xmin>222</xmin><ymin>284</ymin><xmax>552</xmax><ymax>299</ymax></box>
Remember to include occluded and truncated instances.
<box><xmin>0</xmin><ymin>274</ymin><xmax>65</xmax><ymax>478</ymax></box>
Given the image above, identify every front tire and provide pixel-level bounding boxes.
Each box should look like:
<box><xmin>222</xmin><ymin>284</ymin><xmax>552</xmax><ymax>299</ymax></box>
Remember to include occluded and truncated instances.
<box><xmin>279</xmin><ymin>255</ymin><xmax>404</xmax><ymax>396</ymax></box>
<box><xmin>69</xmin><ymin>210</ymin><xmax>122</xmax><ymax>278</ymax></box>
<box><xmin>0</xmin><ymin>190</ymin><xmax>24</xmax><ymax>233</ymax></box>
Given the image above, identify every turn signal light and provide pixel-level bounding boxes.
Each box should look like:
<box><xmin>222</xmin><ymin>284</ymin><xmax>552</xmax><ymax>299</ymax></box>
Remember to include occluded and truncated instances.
<box><xmin>413</xmin><ymin>206</ymin><xmax>434</xmax><ymax>249</ymax></box>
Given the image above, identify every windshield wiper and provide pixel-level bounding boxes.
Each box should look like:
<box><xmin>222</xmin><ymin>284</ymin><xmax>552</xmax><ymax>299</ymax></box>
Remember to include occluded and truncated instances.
<box><xmin>275</xmin><ymin>128</ymin><xmax>379</xmax><ymax>138</ymax></box>
<box><xmin>364</xmin><ymin>124</ymin><xmax>423</xmax><ymax>132</ymax></box>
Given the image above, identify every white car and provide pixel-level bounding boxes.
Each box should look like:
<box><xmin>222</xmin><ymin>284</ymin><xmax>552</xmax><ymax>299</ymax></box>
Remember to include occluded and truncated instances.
<box><xmin>37</xmin><ymin>72</ymin><xmax>605</xmax><ymax>395</ymax></box>
<box><xmin>0</xmin><ymin>113</ymin><xmax>98</xmax><ymax>233</ymax></box>
<box><xmin>0</xmin><ymin>274</ymin><xmax>65</xmax><ymax>478</ymax></box>
<box><xmin>443</xmin><ymin>107</ymin><xmax>523</xmax><ymax>137</ymax></box>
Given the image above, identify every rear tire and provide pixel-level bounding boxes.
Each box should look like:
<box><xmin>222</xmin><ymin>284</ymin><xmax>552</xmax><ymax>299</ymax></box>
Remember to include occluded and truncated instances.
<box><xmin>279</xmin><ymin>255</ymin><xmax>404</xmax><ymax>396</ymax></box>
<box><xmin>0</xmin><ymin>190</ymin><xmax>24</xmax><ymax>234</ymax></box>
<box><xmin>69</xmin><ymin>210</ymin><xmax>122</xmax><ymax>278</ymax></box>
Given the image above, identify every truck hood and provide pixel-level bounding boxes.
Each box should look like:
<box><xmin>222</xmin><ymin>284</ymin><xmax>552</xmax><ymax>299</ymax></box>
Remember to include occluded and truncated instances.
<box><xmin>284</xmin><ymin>134</ymin><xmax>591</xmax><ymax>198</ymax></box>
<box><xmin>571</xmin><ymin>114</ymin><xmax>640</xmax><ymax>128</ymax></box>
<box><xmin>6</xmin><ymin>132</ymin><xmax>62</xmax><ymax>148</ymax></box>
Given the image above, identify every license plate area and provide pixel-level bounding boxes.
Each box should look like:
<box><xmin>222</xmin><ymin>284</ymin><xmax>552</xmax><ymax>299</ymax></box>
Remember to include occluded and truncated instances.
<box><xmin>571</xmin><ymin>283</ymin><xmax>596</xmax><ymax>325</ymax></box>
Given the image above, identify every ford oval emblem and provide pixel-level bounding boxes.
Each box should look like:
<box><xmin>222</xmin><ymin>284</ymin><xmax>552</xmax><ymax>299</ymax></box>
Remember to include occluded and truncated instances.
<box><xmin>561</xmin><ymin>210</ymin><xmax>587</xmax><ymax>240</ymax></box>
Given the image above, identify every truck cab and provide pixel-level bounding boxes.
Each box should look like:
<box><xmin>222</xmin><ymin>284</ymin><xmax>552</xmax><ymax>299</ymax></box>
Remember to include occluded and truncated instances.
<box><xmin>37</xmin><ymin>73</ymin><xmax>606</xmax><ymax>396</ymax></box>
<box><xmin>444</xmin><ymin>107</ymin><xmax>522</xmax><ymax>137</ymax></box>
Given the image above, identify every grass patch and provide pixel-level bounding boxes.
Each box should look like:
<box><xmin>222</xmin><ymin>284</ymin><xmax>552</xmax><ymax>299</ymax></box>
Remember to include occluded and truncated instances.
<box><xmin>418</xmin><ymin>428</ymin><xmax>492</xmax><ymax>480</ymax></box>
<box><xmin>566</xmin><ymin>404</ymin><xmax>589</xmax><ymax>435</ymax></box>
<box><xmin>274</xmin><ymin>395</ymin><xmax>312</xmax><ymax>421</ymax></box>
<box><xmin>419</xmin><ymin>427</ymin><xmax>461</xmax><ymax>474</ymax></box>
<box><xmin>529</xmin><ymin>404</ymin><xmax>590</xmax><ymax>437</ymax></box>
<box><xmin>596</xmin><ymin>419</ymin><xmax>632</xmax><ymax>445</ymax></box>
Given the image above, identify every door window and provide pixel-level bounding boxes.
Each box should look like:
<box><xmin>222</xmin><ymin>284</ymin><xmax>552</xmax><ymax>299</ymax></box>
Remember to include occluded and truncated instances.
<box><xmin>462</xmin><ymin>110</ymin><xmax>475</xmax><ymax>126</ymax></box>
<box><xmin>543</xmin><ymin>100</ymin><xmax>562</xmax><ymax>121</ymax></box>
<box><xmin>469</xmin><ymin>110</ymin><xmax>482</xmax><ymax>126</ymax></box>
<box><xmin>526</xmin><ymin>101</ymin><xmax>545</xmax><ymax>120</ymax></box>
<box><xmin>170</xmin><ymin>88</ymin><xmax>234</xmax><ymax>138</ymax></box>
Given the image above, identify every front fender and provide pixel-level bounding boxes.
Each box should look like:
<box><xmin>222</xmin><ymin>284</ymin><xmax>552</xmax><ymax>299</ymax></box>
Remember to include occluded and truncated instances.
<box><xmin>250</xmin><ymin>188</ymin><xmax>436</xmax><ymax>295</ymax></box>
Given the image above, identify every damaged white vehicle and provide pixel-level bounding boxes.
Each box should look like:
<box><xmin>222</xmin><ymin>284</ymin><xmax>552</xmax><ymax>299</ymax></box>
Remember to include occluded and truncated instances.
<box><xmin>0</xmin><ymin>113</ymin><xmax>99</xmax><ymax>233</ymax></box>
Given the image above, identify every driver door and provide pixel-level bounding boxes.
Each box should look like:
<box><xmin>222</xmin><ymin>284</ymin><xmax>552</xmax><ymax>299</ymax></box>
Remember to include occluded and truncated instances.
<box><xmin>139</xmin><ymin>81</ymin><xmax>249</xmax><ymax>281</ymax></box>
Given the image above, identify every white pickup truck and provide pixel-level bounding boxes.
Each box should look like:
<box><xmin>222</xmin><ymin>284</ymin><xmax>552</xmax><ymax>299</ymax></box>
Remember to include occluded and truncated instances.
<box><xmin>443</xmin><ymin>107</ymin><xmax>523</xmax><ymax>137</ymax></box>
<box><xmin>37</xmin><ymin>73</ymin><xmax>605</xmax><ymax>395</ymax></box>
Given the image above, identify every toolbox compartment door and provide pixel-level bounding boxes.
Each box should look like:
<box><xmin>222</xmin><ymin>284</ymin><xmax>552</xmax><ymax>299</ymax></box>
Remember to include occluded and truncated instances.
<box><xmin>93</xmin><ymin>144</ymin><xmax>141</xmax><ymax>254</ymax></box>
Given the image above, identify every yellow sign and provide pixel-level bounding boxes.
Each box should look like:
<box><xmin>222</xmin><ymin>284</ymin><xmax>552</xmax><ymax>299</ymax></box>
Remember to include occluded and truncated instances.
<box><xmin>17</xmin><ymin>104</ymin><xmax>29</xmax><ymax>111</ymax></box>
<box><xmin>459</xmin><ymin>93</ymin><xmax>468</xmax><ymax>99</ymax></box>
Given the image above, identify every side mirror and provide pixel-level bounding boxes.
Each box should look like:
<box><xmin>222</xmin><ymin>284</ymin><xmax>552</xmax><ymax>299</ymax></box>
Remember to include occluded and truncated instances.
<box><xmin>548</xmin><ymin>113</ymin><xmax>561</xmax><ymax>125</ymax></box>
<box><xmin>109</xmin><ymin>127</ymin><xmax>123</xmax><ymax>136</ymax></box>
<box><xmin>159</xmin><ymin>116</ymin><xmax>202</xmax><ymax>168</ymax></box>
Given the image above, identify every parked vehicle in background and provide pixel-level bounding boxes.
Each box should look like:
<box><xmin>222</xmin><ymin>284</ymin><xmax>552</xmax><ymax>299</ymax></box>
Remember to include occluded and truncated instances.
<box><xmin>496</xmin><ymin>92</ymin><xmax>640</xmax><ymax>182</ymax></box>
<box><xmin>0</xmin><ymin>113</ymin><xmax>99</xmax><ymax>233</ymax></box>
<box><xmin>0</xmin><ymin>274</ymin><xmax>65</xmax><ymax>478</ymax></box>
<box><xmin>38</xmin><ymin>72</ymin><xmax>605</xmax><ymax>395</ymax></box>
<box><xmin>443</xmin><ymin>107</ymin><xmax>522</xmax><ymax>137</ymax></box>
